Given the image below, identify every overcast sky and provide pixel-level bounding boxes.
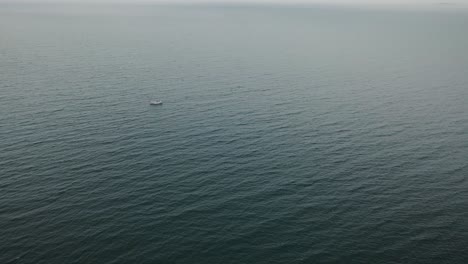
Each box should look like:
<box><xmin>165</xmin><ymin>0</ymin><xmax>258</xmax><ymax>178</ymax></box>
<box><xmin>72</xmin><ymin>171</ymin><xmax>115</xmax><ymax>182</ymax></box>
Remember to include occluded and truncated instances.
<box><xmin>2</xmin><ymin>0</ymin><xmax>467</xmax><ymax>6</ymax></box>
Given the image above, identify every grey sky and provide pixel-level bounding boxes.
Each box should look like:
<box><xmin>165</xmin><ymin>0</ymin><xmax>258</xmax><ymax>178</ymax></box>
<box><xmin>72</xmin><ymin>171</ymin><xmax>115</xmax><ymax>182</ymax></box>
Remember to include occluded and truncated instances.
<box><xmin>2</xmin><ymin>0</ymin><xmax>467</xmax><ymax>6</ymax></box>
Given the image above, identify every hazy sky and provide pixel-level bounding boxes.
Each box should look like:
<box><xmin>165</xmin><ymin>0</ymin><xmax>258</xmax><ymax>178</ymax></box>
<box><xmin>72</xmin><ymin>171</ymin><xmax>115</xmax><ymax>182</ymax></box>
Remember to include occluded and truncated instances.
<box><xmin>2</xmin><ymin>0</ymin><xmax>467</xmax><ymax>6</ymax></box>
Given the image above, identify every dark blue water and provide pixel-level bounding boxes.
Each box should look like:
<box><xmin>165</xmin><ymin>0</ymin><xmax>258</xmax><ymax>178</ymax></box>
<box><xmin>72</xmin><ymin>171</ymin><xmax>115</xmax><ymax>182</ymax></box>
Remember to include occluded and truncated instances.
<box><xmin>1</xmin><ymin>4</ymin><xmax>468</xmax><ymax>263</ymax></box>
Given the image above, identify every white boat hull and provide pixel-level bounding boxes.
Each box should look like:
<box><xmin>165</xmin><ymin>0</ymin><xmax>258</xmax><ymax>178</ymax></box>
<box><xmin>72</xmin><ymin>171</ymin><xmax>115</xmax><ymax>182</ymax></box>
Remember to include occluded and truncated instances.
<box><xmin>150</xmin><ymin>101</ymin><xmax>163</xmax><ymax>105</ymax></box>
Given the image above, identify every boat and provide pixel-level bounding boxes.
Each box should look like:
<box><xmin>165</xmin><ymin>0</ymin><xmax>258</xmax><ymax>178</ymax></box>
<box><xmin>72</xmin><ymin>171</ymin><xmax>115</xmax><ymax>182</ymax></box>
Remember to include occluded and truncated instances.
<box><xmin>150</xmin><ymin>100</ymin><xmax>163</xmax><ymax>106</ymax></box>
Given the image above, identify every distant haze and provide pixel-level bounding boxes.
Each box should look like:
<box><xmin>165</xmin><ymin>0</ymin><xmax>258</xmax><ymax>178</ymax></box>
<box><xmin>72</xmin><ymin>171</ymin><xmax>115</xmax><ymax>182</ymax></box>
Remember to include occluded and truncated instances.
<box><xmin>1</xmin><ymin>0</ymin><xmax>467</xmax><ymax>6</ymax></box>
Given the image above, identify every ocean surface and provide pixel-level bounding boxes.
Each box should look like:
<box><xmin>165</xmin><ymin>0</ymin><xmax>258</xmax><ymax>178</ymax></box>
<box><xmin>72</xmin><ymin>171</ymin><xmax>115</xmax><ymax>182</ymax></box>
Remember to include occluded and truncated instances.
<box><xmin>1</xmin><ymin>3</ymin><xmax>468</xmax><ymax>263</ymax></box>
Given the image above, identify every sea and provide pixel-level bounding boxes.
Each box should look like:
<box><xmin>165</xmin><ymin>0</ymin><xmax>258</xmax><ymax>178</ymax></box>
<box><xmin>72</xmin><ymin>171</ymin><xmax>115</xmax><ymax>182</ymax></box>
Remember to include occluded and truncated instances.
<box><xmin>1</xmin><ymin>3</ymin><xmax>467</xmax><ymax>263</ymax></box>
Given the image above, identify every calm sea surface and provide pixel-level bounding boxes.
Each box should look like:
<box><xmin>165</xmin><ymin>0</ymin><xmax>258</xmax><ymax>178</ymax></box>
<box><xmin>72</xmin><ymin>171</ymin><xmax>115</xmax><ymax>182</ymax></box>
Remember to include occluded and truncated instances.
<box><xmin>1</xmin><ymin>3</ymin><xmax>468</xmax><ymax>263</ymax></box>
